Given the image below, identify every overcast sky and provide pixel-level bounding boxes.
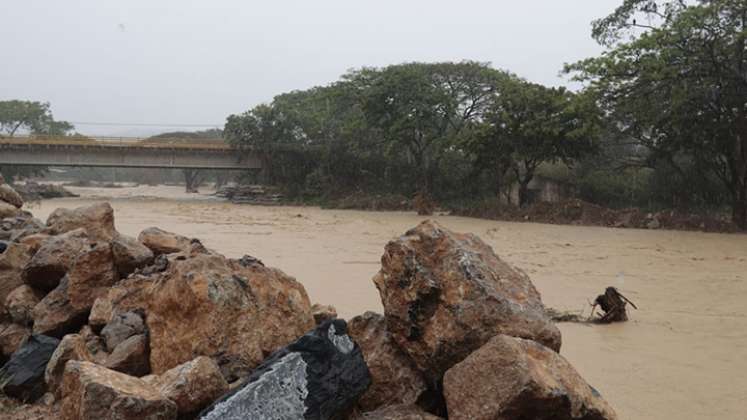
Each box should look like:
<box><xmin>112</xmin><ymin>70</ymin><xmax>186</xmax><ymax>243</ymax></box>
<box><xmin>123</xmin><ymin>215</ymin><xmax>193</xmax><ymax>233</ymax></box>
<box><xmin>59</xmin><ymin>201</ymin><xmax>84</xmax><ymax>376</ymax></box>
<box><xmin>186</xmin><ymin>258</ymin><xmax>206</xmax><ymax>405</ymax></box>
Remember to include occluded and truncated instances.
<box><xmin>1</xmin><ymin>1</ymin><xmax>620</xmax><ymax>136</ymax></box>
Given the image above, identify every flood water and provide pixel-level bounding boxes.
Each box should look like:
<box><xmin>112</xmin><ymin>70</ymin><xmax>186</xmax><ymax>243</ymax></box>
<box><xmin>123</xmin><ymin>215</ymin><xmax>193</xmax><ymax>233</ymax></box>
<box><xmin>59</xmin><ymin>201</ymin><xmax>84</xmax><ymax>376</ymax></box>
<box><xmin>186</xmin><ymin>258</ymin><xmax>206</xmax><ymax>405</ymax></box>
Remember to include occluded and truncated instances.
<box><xmin>29</xmin><ymin>184</ymin><xmax>747</xmax><ymax>420</ymax></box>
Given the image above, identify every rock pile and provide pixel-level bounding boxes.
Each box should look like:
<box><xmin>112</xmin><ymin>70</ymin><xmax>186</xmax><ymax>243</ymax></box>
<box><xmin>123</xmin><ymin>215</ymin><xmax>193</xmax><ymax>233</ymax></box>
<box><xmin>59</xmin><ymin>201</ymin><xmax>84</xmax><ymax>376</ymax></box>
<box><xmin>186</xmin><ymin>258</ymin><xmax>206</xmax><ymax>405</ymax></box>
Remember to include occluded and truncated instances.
<box><xmin>0</xmin><ymin>190</ymin><xmax>617</xmax><ymax>419</ymax></box>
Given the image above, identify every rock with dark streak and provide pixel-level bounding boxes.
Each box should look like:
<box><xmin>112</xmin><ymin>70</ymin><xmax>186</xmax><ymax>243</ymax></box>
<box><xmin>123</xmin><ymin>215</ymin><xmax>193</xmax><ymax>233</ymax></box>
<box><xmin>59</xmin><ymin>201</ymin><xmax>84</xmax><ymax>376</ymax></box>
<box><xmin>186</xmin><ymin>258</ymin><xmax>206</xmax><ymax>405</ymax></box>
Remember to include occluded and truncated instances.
<box><xmin>199</xmin><ymin>319</ymin><xmax>371</xmax><ymax>420</ymax></box>
<box><xmin>0</xmin><ymin>334</ymin><xmax>60</xmax><ymax>402</ymax></box>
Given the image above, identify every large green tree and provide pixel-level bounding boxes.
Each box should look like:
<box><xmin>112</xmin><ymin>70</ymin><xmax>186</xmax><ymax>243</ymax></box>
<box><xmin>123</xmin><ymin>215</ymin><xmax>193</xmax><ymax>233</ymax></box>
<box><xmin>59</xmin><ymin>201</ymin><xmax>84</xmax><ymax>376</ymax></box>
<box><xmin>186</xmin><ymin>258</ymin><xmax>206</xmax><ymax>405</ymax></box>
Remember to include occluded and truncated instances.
<box><xmin>0</xmin><ymin>100</ymin><xmax>73</xmax><ymax>137</ymax></box>
<box><xmin>568</xmin><ymin>0</ymin><xmax>747</xmax><ymax>227</ymax></box>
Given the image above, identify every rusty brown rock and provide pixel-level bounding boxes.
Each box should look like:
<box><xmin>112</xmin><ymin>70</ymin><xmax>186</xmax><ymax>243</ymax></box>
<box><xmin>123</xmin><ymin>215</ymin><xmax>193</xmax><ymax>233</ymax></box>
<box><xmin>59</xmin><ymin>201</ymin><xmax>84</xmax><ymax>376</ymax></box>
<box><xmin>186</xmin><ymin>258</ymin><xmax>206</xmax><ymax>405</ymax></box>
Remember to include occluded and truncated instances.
<box><xmin>5</xmin><ymin>285</ymin><xmax>43</xmax><ymax>326</ymax></box>
<box><xmin>374</xmin><ymin>220</ymin><xmax>561</xmax><ymax>377</ymax></box>
<box><xmin>147</xmin><ymin>356</ymin><xmax>228</xmax><ymax>415</ymax></box>
<box><xmin>0</xmin><ymin>243</ymin><xmax>31</xmax><ymax>314</ymax></box>
<box><xmin>0</xmin><ymin>184</ymin><xmax>24</xmax><ymax>208</ymax></box>
<box><xmin>137</xmin><ymin>227</ymin><xmax>192</xmax><ymax>255</ymax></box>
<box><xmin>23</xmin><ymin>229</ymin><xmax>88</xmax><ymax>293</ymax></box>
<box><xmin>111</xmin><ymin>233</ymin><xmax>154</xmax><ymax>278</ymax></box>
<box><xmin>60</xmin><ymin>360</ymin><xmax>176</xmax><ymax>420</ymax></box>
<box><xmin>19</xmin><ymin>233</ymin><xmax>51</xmax><ymax>256</ymax></box>
<box><xmin>45</xmin><ymin>202</ymin><xmax>116</xmax><ymax>241</ymax></box>
<box><xmin>443</xmin><ymin>334</ymin><xmax>617</xmax><ymax>420</ymax></box>
<box><xmin>0</xmin><ymin>322</ymin><xmax>31</xmax><ymax>359</ymax></box>
<box><xmin>44</xmin><ymin>334</ymin><xmax>94</xmax><ymax>398</ymax></box>
<box><xmin>99</xmin><ymin>252</ymin><xmax>314</xmax><ymax>379</ymax></box>
<box><xmin>32</xmin><ymin>277</ymin><xmax>89</xmax><ymax>338</ymax></box>
<box><xmin>356</xmin><ymin>404</ymin><xmax>443</xmax><ymax>420</ymax></box>
<box><xmin>104</xmin><ymin>334</ymin><xmax>150</xmax><ymax>377</ymax></box>
<box><xmin>348</xmin><ymin>311</ymin><xmax>427</xmax><ymax>412</ymax></box>
<box><xmin>66</xmin><ymin>241</ymin><xmax>117</xmax><ymax>312</ymax></box>
<box><xmin>312</xmin><ymin>303</ymin><xmax>338</xmax><ymax>324</ymax></box>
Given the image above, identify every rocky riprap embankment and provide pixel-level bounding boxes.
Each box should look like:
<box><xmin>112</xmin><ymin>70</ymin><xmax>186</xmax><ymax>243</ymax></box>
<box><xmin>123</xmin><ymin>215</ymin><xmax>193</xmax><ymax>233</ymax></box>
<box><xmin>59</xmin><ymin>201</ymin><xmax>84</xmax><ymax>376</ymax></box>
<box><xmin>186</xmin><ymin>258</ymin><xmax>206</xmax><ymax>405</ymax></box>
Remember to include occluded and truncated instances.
<box><xmin>0</xmin><ymin>179</ymin><xmax>617</xmax><ymax>420</ymax></box>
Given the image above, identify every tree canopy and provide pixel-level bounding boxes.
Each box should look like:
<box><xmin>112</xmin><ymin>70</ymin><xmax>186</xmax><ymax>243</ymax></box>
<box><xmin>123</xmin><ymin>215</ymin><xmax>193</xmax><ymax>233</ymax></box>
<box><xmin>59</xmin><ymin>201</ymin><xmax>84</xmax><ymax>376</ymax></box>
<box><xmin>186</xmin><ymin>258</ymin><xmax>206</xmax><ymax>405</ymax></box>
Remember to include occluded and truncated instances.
<box><xmin>0</xmin><ymin>100</ymin><xmax>73</xmax><ymax>137</ymax></box>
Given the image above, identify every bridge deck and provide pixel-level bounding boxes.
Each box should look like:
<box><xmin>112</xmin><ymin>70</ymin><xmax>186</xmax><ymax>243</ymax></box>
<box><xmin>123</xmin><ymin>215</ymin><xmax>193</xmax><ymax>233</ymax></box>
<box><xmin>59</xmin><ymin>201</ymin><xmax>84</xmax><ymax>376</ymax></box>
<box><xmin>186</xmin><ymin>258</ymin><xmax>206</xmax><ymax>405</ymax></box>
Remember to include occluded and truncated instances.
<box><xmin>0</xmin><ymin>136</ymin><xmax>260</xmax><ymax>170</ymax></box>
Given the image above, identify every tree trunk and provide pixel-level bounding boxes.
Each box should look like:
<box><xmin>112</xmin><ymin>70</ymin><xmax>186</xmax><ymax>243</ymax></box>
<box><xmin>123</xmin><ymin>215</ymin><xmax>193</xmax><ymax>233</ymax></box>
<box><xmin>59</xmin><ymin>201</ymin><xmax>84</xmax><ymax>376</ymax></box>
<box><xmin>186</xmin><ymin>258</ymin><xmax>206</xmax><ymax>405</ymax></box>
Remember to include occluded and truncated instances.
<box><xmin>184</xmin><ymin>169</ymin><xmax>202</xmax><ymax>193</ymax></box>
<box><xmin>518</xmin><ymin>180</ymin><xmax>531</xmax><ymax>208</ymax></box>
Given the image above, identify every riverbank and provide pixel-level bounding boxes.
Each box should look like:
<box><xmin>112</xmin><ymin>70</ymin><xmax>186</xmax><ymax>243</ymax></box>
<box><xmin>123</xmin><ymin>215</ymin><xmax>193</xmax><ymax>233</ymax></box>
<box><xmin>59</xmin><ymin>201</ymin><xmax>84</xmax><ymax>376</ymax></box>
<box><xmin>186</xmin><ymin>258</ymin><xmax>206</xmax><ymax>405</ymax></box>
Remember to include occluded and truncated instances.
<box><xmin>28</xmin><ymin>184</ymin><xmax>747</xmax><ymax>420</ymax></box>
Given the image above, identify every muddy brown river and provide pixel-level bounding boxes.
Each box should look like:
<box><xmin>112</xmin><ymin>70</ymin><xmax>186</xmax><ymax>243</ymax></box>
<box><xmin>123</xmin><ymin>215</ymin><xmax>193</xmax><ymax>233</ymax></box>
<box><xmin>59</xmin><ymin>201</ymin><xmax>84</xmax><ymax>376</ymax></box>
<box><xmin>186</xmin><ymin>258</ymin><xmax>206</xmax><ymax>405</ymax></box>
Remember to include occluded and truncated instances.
<box><xmin>29</xmin><ymin>185</ymin><xmax>747</xmax><ymax>420</ymax></box>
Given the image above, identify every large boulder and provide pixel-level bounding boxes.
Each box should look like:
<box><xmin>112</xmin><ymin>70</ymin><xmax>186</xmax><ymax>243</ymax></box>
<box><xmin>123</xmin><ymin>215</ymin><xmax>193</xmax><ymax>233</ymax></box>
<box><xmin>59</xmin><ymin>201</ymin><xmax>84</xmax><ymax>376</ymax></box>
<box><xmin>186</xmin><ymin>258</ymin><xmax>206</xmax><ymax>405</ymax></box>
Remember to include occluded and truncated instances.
<box><xmin>45</xmin><ymin>202</ymin><xmax>116</xmax><ymax>241</ymax></box>
<box><xmin>32</xmin><ymin>277</ymin><xmax>89</xmax><ymax>338</ymax></box>
<box><xmin>100</xmin><ymin>251</ymin><xmax>314</xmax><ymax>378</ymax></box>
<box><xmin>0</xmin><ymin>216</ymin><xmax>45</xmax><ymax>243</ymax></box>
<box><xmin>23</xmin><ymin>229</ymin><xmax>88</xmax><ymax>293</ymax></box>
<box><xmin>60</xmin><ymin>360</ymin><xmax>177</xmax><ymax>420</ymax></box>
<box><xmin>356</xmin><ymin>404</ymin><xmax>443</xmax><ymax>420</ymax></box>
<box><xmin>111</xmin><ymin>233</ymin><xmax>154</xmax><ymax>278</ymax></box>
<box><xmin>137</xmin><ymin>227</ymin><xmax>192</xmax><ymax>255</ymax></box>
<box><xmin>66</xmin><ymin>241</ymin><xmax>117</xmax><ymax>312</ymax></box>
<box><xmin>0</xmin><ymin>334</ymin><xmax>60</xmax><ymax>402</ymax></box>
<box><xmin>104</xmin><ymin>334</ymin><xmax>150</xmax><ymax>377</ymax></box>
<box><xmin>18</xmin><ymin>233</ymin><xmax>51</xmax><ymax>256</ymax></box>
<box><xmin>348</xmin><ymin>312</ymin><xmax>427</xmax><ymax>412</ymax></box>
<box><xmin>0</xmin><ymin>322</ymin><xmax>31</xmax><ymax>360</ymax></box>
<box><xmin>0</xmin><ymin>243</ymin><xmax>31</xmax><ymax>313</ymax></box>
<box><xmin>146</xmin><ymin>356</ymin><xmax>228</xmax><ymax>416</ymax></box>
<box><xmin>443</xmin><ymin>335</ymin><xmax>617</xmax><ymax>420</ymax></box>
<box><xmin>199</xmin><ymin>319</ymin><xmax>371</xmax><ymax>420</ymax></box>
<box><xmin>0</xmin><ymin>184</ymin><xmax>24</xmax><ymax>208</ymax></box>
<box><xmin>374</xmin><ymin>221</ymin><xmax>561</xmax><ymax>377</ymax></box>
<box><xmin>44</xmin><ymin>333</ymin><xmax>94</xmax><ymax>398</ymax></box>
<box><xmin>5</xmin><ymin>285</ymin><xmax>43</xmax><ymax>326</ymax></box>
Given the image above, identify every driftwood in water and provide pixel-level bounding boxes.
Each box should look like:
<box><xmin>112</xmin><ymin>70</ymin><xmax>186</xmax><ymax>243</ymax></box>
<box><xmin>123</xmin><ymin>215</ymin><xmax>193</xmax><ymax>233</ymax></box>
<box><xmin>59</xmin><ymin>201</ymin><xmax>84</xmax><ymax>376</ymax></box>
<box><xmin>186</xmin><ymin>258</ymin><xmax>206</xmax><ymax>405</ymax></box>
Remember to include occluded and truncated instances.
<box><xmin>590</xmin><ymin>287</ymin><xmax>637</xmax><ymax>323</ymax></box>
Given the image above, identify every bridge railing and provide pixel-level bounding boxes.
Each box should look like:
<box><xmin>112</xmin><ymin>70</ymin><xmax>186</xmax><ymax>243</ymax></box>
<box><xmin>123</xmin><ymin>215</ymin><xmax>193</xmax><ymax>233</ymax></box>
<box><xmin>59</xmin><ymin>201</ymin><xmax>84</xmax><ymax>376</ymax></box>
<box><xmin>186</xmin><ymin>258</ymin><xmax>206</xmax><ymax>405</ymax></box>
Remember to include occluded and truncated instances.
<box><xmin>0</xmin><ymin>134</ymin><xmax>234</xmax><ymax>150</ymax></box>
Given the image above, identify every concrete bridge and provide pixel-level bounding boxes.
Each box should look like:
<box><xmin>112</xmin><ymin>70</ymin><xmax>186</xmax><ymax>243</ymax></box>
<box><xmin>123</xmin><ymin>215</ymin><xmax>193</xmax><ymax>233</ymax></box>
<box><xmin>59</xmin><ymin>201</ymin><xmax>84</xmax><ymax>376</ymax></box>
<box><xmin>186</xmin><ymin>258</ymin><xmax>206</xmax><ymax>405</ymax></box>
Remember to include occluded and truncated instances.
<box><xmin>0</xmin><ymin>136</ymin><xmax>261</xmax><ymax>170</ymax></box>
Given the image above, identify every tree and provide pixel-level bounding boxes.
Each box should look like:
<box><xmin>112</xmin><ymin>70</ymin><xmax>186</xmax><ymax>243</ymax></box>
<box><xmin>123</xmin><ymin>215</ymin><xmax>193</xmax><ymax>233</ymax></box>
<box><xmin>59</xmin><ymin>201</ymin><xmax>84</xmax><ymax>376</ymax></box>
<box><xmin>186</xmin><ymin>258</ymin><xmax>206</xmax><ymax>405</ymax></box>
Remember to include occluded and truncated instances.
<box><xmin>567</xmin><ymin>0</ymin><xmax>747</xmax><ymax>227</ymax></box>
<box><xmin>471</xmin><ymin>81</ymin><xmax>599</xmax><ymax>206</ymax></box>
<box><xmin>358</xmin><ymin>62</ymin><xmax>508</xmax><ymax>196</ymax></box>
<box><xmin>0</xmin><ymin>100</ymin><xmax>73</xmax><ymax>137</ymax></box>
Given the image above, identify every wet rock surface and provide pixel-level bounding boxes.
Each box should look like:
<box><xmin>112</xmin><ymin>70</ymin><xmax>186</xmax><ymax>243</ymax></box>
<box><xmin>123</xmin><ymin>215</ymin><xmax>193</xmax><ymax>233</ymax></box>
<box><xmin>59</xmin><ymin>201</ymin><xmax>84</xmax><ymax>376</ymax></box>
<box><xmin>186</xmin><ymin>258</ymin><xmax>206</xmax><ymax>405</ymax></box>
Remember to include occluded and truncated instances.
<box><xmin>443</xmin><ymin>334</ymin><xmax>617</xmax><ymax>420</ymax></box>
<box><xmin>61</xmin><ymin>360</ymin><xmax>177</xmax><ymax>420</ymax></box>
<box><xmin>147</xmin><ymin>356</ymin><xmax>228</xmax><ymax>416</ymax></box>
<box><xmin>137</xmin><ymin>227</ymin><xmax>192</xmax><ymax>255</ymax></box>
<box><xmin>23</xmin><ymin>229</ymin><xmax>88</xmax><ymax>293</ymax></box>
<box><xmin>1</xmin><ymin>334</ymin><xmax>60</xmax><ymax>402</ymax></box>
<box><xmin>374</xmin><ymin>220</ymin><xmax>561</xmax><ymax>377</ymax></box>
<box><xmin>199</xmin><ymin>319</ymin><xmax>371</xmax><ymax>420</ymax></box>
<box><xmin>45</xmin><ymin>202</ymin><xmax>116</xmax><ymax>241</ymax></box>
<box><xmin>348</xmin><ymin>311</ymin><xmax>426</xmax><ymax>412</ymax></box>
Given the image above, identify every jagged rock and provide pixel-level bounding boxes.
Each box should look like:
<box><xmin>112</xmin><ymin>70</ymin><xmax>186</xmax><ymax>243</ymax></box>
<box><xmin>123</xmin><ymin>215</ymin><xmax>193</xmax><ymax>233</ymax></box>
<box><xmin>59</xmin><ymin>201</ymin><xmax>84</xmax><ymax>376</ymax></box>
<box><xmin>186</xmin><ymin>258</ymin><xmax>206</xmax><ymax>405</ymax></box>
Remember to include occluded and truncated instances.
<box><xmin>374</xmin><ymin>221</ymin><xmax>561</xmax><ymax>377</ymax></box>
<box><xmin>104</xmin><ymin>334</ymin><xmax>150</xmax><ymax>377</ymax></box>
<box><xmin>112</xmin><ymin>233</ymin><xmax>154</xmax><ymax>278</ymax></box>
<box><xmin>311</xmin><ymin>303</ymin><xmax>338</xmax><ymax>325</ymax></box>
<box><xmin>66</xmin><ymin>241</ymin><xmax>117</xmax><ymax>312</ymax></box>
<box><xmin>101</xmin><ymin>310</ymin><xmax>145</xmax><ymax>352</ymax></box>
<box><xmin>0</xmin><ymin>322</ymin><xmax>31</xmax><ymax>360</ymax></box>
<box><xmin>18</xmin><ymin>233</ymin><xmax>51</xmax><ymax>256</ymax></box>
<box><xmin>0</xmin><ymin>334</ymin><xmax>60</xmax><ymax>402</ymax></box>
<box><xmin>0</xmin><ymin>202</ymin><xmax>22</xmax><ymax>218</ymax></box>
<box><xmin>356</xmin><ymin>404</ymin><xmax>443</xmax><ymax>420</ymax></box>
<box><xmin>61</xmin><ymin>360</ymin><xmax>177</xmax><ymax>420</ymax></box>
<box><xmin>32</xmin><ymin>277</ymin><xmax>89</xmax><ymax>338</ymax></box>
<box><xmin>5</xmin><ymin>285</ymin><xmax>43</xmax><ymax>326</ymax></box>
<box><xmin>199</xmin><ymin>319</ymin><xmax>371</xmax><ymax>420</ymax></box>
<box><xmin>44</xmin><ymin>334</ymin><xmax>94</xmax><ymax>398</ymax></box>
<box><xmin>0</xmin><ymin>243</ymin><xmax>31</xmax><ymax>313</ymax></box>
<box><xmin>23</xmin><ymin>229</ymin><xmax>88</xmax><ymax>293</ymax></box>
<box><xmin>101</xmin><ymin>252</ymin><xmax>314</xmax><ymax>377</ymax></box>
<box><xmin>45</xmin><ymin>202</ymin><xmax>116</xmax><ymax>241</ymax></box>
<box><xmin>0</xmin><ymin>184</ymin><xmax>24</xmax><ymax>208</ymax></box>
<box><xmin>443</xmin><ymin>335</ymin><xmax>617</xmax><ymax>420</ymax></box>
<box><xmin>137</xmin><ymin>227</ymin><xmax>192</xmax><ymax>255</ymax></box>
<box><xmin>348</xmin><ymin>312</ymin><xmax>427</xmax><ymax>412</ymax></box>
<box><xmin>147</xmin><ymin>356</ymin><xmax>228</xmax><ymax>416</ymax></box>
<box><xmin>78</xmin><ymin>325</ymin><xmax>108</xmax><ymax>364</ymax></box>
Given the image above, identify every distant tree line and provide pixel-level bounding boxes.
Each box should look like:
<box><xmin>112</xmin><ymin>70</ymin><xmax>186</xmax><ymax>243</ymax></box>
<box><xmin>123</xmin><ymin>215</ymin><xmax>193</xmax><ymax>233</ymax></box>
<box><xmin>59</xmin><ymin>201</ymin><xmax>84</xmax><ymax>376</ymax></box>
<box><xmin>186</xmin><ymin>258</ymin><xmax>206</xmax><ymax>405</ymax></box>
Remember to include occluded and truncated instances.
<box><xmin>224</xmin><ymin>0</ymin><xmax>746</xmax><ymax>229</ymax></box>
